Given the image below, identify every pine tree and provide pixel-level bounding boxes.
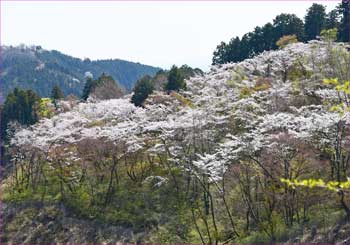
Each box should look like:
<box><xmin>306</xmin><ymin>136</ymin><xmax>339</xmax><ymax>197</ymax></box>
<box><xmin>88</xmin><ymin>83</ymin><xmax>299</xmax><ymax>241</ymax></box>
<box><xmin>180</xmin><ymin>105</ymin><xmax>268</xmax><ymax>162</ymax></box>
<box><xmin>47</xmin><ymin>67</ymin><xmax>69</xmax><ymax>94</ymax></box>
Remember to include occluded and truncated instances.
<box><xmin>273</xmin><ymin>14</ymin><xmax>305</xmax><ymax>41</ymax></box>
<box><xmin>1</xmin><ymin>88</ymin><xmax>40</xmax><ymax>137</ymax></box>
<box><xmin>131</xmin><ymin>75</ymin><xmax>154</xmax><ymax>107</ymax></box>
<box><xmin>212</xmin><ymin>13</ymin><xmax>305</xmax><ymax>65</ymax></box>
<box><xmin>339</xmin><ymin>0</ymin><xmax>350</xmax><ymax>42</ymax></box>
<box><xmin>212</xmin><ymin>42</ymin><xmax>229</xmax><ymax>65</ymax></box>
<box><xmin>51</xmin><ymin>85</ymin><xmax>64</xmax><ymax>100</ymax></box>
<box><xmin>325</xmin><ymin>9</ymin><xmax>341</xmax><ymax>30</ymax></box>
<box><xmin>82</xmin><ymin>77</ymin><xmax>95</xmax><ymax>101</ymax></box>
<box><xmin>304</xmin><ymin>4</ymin><xmax>326</xmax><ymax>41</ymax></box>
<box><xmin>226</xmin><ymin>37</ymin><xmax>242</xmax><ymax>62</ymax></box>
<box><xmin>165</xmin><ymin>65</ymin><xmax>186</xmax><ymax>92</ymax></box>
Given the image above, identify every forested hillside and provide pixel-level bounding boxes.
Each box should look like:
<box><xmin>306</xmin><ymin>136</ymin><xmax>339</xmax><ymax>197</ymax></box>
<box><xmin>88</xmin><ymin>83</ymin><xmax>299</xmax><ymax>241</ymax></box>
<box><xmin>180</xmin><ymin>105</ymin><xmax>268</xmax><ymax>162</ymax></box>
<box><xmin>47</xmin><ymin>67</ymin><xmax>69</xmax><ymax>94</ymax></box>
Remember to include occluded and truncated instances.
<box><xmin>1</xmin><ymin>45</ymin><xmax>160</xmax><ymax>98</ymax></box>
<box><xmin>2</xmin><ymin>1</ymin><xmax>350</xmax><ymax>244</ymax></box>
<box><xmin>3</xmin><ymin>36</ymin><xmax>350</xmax><ymax>243</ymax></box>
<box><xmin>212</xmin><ymin>1</ymin><xmax>349</xmax><ymax>64</ymax></box>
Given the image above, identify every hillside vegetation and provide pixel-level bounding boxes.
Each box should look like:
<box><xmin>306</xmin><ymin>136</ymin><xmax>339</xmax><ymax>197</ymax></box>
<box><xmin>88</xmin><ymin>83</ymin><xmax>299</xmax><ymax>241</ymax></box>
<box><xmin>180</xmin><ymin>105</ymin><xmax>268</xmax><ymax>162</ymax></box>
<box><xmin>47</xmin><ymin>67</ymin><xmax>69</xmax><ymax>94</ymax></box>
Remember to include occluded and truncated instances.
<box><xmin>2</xmin><ymin>39</ymin><xmax>350</xmax><ymax>244</ymax></box>
<box><xmin>213</xmin><ymin>2</ymin><xmax>349</xmax><ymax>65</ymax></box>
<box><xmin>1</xmin><ymin>45</ymin><xmax>160</xmax><ymax>98</ymax></box>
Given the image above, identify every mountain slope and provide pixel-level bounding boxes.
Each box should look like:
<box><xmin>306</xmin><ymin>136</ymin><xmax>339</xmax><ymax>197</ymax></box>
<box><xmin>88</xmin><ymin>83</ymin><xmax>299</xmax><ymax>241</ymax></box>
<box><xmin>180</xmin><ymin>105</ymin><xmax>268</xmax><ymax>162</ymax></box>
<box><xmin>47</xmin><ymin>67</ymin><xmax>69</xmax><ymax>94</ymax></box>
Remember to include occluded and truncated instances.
<box><xmin>5</xmin><ymin>40</ymin><xmax>350</xmax><ymax>244</ymax></box>
<box><xmin>11</xmin><ymin>41</ymin><xmax>347</xmax><ymax>150</ymax></box>
<box><xmin>1</xmin><ymin>45</ymin><xmax>161</xmax><ymax>99</ymax></box>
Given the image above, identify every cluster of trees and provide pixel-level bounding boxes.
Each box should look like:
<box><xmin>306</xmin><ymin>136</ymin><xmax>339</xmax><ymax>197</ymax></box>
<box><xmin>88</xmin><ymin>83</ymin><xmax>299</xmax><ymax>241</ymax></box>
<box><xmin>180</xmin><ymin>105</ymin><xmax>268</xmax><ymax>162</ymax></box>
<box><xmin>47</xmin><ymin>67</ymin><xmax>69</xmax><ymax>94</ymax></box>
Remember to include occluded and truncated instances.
<box><xmin>81</xmin><ymin>73</ymin><xmax>123</xmax><ymax>101</ymax></box>
<box><xmin>1</xmin><ymin>85</ymin><xmax>64</xmax><ymax>139</ymax></box>
<box><xmin>131</xmin><ymin>65</ymin><xmax>201</xmax><ymax>107</ymax></box>
<box><xmin>1</xmin><ymin>64</ymin><xmax>199</xmax><ymax>143</ymax></box>
<box><xmin>4</xmin><ymin>38</ymin><xmax>350</xmax><ymax>243</ymax></box>
<box><xmin>213</xmin><ymin>1</ymin><xmax>350</xmax><ymax>64</ymax></box>
<box><xmin>1</xmin><ymin>64</ymin><xmax>198</xmax><ymax>140</ymax></box>
<box><xmin>1</xmin><ymin>88</ymin><xmax>40</xmax><ymax>137</ymax></box>
<box><xmin>165</xmin><ymin>65</ymin><xmax>187</xmax><ymax>92</ymax></box>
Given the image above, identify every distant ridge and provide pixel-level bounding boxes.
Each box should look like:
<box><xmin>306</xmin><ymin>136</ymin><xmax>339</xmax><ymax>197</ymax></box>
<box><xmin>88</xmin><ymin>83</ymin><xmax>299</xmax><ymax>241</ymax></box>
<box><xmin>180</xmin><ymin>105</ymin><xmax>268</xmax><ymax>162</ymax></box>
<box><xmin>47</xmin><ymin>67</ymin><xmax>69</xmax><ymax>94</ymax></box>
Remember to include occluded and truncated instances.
<box><xmin>1</xmin><ymin>44</ymin><xmax>161</xmax><ymax>98</ymax></box>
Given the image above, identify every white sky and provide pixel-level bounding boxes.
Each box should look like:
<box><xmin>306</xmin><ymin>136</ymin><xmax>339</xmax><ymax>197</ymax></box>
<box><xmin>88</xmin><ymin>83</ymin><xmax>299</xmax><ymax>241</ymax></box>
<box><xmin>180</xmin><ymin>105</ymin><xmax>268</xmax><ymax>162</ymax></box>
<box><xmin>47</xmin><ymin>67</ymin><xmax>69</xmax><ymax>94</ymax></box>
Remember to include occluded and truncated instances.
<box><xmin>1</xmin><ymin>1</ymin><xmax>340</xmax><ymax>70</ymax></box>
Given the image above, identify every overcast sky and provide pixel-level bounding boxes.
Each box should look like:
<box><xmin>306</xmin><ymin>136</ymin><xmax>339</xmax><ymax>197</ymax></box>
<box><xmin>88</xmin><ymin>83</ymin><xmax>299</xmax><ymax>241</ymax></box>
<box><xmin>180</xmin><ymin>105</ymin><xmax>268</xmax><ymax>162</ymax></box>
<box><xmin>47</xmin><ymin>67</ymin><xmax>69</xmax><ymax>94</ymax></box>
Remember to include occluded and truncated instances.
<box><xmin>1</xmin><ymin>1</ymin><xmax>340</xmax><ymax>70</ymax></box>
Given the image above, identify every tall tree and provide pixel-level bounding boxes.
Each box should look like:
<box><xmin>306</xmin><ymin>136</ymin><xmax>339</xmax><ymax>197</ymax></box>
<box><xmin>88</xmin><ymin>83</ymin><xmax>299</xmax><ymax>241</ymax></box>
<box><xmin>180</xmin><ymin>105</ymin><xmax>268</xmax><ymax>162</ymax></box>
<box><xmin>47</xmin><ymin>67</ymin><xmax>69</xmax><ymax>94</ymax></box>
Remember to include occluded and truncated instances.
<box><xmin>131</xmin><ymin>75</ymin><xmax>154</xmax><ymax>107</ymax></box>
<box><xmin>212</xmin><ymin>42</ymin><xmax>229</xmax><ymax>65</ymax></box>
<box><xmin>81</xmin><ymin>76</ymin><xmax>95</xmax><ymax>101</ymax></box>
<box><xmin>273</xmin><ymin>14</ymin><xmax>305</xmax><ymax>41</ymax></box>
<box><xmin>261</xmin><ymin>22</ymin><xmax>277</xmax><ymax>50</ymax></box>
<box><xmin>165</xmin><ymin>65</ymin><xmax>186</xmax><ymax>92</ymax></box>
<box><xmin>51</xmin><ymin>85</ymin><xmax>64</xmax><ymax>100</ymax></box>
<box><xmin>226</xmin><ymin>37</ymin><xmax>242</xmax><ymax>62</ymax></box>
<box><xmin>338</xmin><ymin>0</ymin><xmax>350</xmax><ymax>42</ymax></box>
<box><xmin>239</xmin><ymin>34</ymin><xmax>253</xmax><ymax>60</ymax></box>
<box><xmin>304</xmin><ymin>4</ymin><xmax>326</xmax><ymax>41</ymax></box>
<box><xmin>325</xmin><ymin>9</ymin><xmax>341</xmax><ymax>30</ymax></box>
<box><xmin>1</xmin><ymin>88</ymin><xmax>40</xmax><ymax>137</ymax></box>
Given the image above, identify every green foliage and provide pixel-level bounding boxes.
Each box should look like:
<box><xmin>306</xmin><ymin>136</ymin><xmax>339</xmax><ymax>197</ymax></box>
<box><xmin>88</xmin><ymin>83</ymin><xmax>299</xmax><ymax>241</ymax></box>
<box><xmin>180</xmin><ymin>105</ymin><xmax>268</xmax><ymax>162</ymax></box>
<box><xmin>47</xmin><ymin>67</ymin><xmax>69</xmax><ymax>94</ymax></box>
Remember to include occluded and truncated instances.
<box><xmin>281</xmin><ymin>178</ymin><xmax>350</xmax><ymax>192</ymax></box>
<box><xmin>323</xmin><ymin>78</ymin><xmax>350</xmax><ymax>115</ymax></box>
<box><xmin>236</xmin><ymin>230</ymin><xmax>270</xmax><ymax>244</ymax></box>
<box><xmin>1</xmin><ymin>87</ymin><xmax>40</xmax><ymax>137</ymax></box>
<box><xmin>274</xmin><ymin>13</ymin><xmax>305</xmax><ymax>41</ymax></box>
<box><xmin>323</xmin><ymin>77</ymin><xmax>340</xmax><ymax>86</ymax></box>
<box><xmin>131</xmin><ymin>75</ymin><xmax>154</xmax><ymax>106</ymax></box>
<box><xmin>338</xmin><ymin>0</ymin><xmax>350</xmax><ymax>42</ymax></box>
<box><xmin>287</xmin><ymin>62</ymin><xmax>313</xmax><ymax>82</ymax></box>
<box><xmin>325</xmin><ymin>9</ymin><xmax>341</xmax><ymax>30</ymax></box>
<box><xmin>292</xmin><ymin>80</ymin><xmax>301</xmax><ymax>94</ymax></box>
<box><xmin>37</xmin><ymin>98</ymin><xmax>55</xmax><ymax>118</ymax></box>
<box><xmin>212</xmin><ymin>3</ymin><xmax>346</xmax><ymax>65</ymax></box>
<box><xmin>165</xmin><ymin>65</ymin><xmax>186</xmax><ymax>92</ymax></box>
<box><xmin>4</xmin><ymin>14</ymin><xmax>350</xmax><ymax>243</ymax></box>
<box><xmin>81</xmin><ymin>77</ymin><xmax>94</xmax><ymax>100</ymax></box>
<box><xmin>177</xmin><ymin>64</ymin><xmax>204</xmax><ymax>78</ymax></box>
<box><xmin>171</xmin><ymin>92</ymin><xmax>194</xmax><ymax>108</ymax></box>
<box><xmin>231</xmin><ymin>67</ymin><xmax>246</xmax><ymax>83</ymax></box>
<box><xmin>239</xmin><ymin>87</ymin><xmax>253</xmax><ymax>99</ymax></box>
<box><xmin>50</xmin><ymin>85</ymin><xmax>64</xmax><ymax>100</ymax></box>
<box><xmin>238</xmin><ymin>80</ymin><xmax>271</xmax><ymax>99</ymax></box>
<box><xmin>81</xmin><ymin>73</ymin><xmax>122</xmax><ymax>100</ymax></box>
<box><xmin>304</xmin><ymin>3</ymin><xmax>326</xmax><ymax>41</ymax></box>
<box><xmin>276</xmin><ymin>35</ymin><xmax>298</xmax><ymax>49</ymax></box>
<box><xmin>212</xmin><ymin>13</ymin><xmax>305</xmax><ymax>64</ymax></box>
<box><xmin>320</xmin><ymin>28</ymin><xmax>338</xmax><ymax>42</ymax></box>
<box><xmin>150</xmin><ymin>65</ymin><xmax>201</xmax><ymax>92</ymax></box>
<box><xmin>254</xmin><ymin>78</ymin><xmax>272</xmax><ymax>91</ymax></box>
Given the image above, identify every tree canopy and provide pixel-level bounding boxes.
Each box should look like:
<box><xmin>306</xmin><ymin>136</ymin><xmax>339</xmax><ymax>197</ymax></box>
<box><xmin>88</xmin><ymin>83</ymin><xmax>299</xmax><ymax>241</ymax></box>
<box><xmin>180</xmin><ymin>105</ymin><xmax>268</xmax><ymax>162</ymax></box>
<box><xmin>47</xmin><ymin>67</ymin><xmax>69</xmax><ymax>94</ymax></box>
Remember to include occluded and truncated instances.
<box><xmin>304</xmin><ymin>3</ymin><xmax>326</xmax><ymax>41</ymax></box>
<box><xmin>165</xmin><ymin>65</ymin><xmax>186</xmax><ymax>92</ymax></box>
<box><xmin>50</xmin><ymin>85</ymin><xmax>64</xmax><ymax>100</ymax></box>
<box><xmin>131</xmin><ymin>75</ymin><xmax>154</xmax><ymax>107</ymax></box>
<box><xmin>212</xmin><ymin>3</ymin><xmax>347</xmax><ymax>65</ymax></box>
<box><xmin>1</xmin><ymin>88</ymin><xmax>40</xmax><ymax>137</ymax></box>
<box><xmin>81</xmin><ymin>73</ymin><xmax>123</xmax><ymax>101</ymax></box>
<box><xmin>338</xmin><ymin>0</ymin><xmax>350</xmax><ymax>42</ymax></box>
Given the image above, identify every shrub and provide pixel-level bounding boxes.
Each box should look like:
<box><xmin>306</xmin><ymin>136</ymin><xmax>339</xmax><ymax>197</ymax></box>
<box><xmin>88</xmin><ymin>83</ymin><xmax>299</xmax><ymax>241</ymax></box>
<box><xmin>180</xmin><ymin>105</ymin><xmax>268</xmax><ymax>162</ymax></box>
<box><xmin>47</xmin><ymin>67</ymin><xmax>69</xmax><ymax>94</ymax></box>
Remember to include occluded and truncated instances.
<box><xmin>254</xmin><ymin>77</ymin><xmax>272</xmax><ymax>91</ymax></box>
<box><xmin>239</xmin><ymin>87</ymin><xmax>253</xmax><ymax>99</ymax></box>
<box><xmin>276</xmin><ymin>35</ymin><xmax>298</xmax><ymax>49</ymax></box>
<box><xmin>320</xmin><ymin>28</ymin><xmax>338</xmax><ymax>42</ymax></box>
